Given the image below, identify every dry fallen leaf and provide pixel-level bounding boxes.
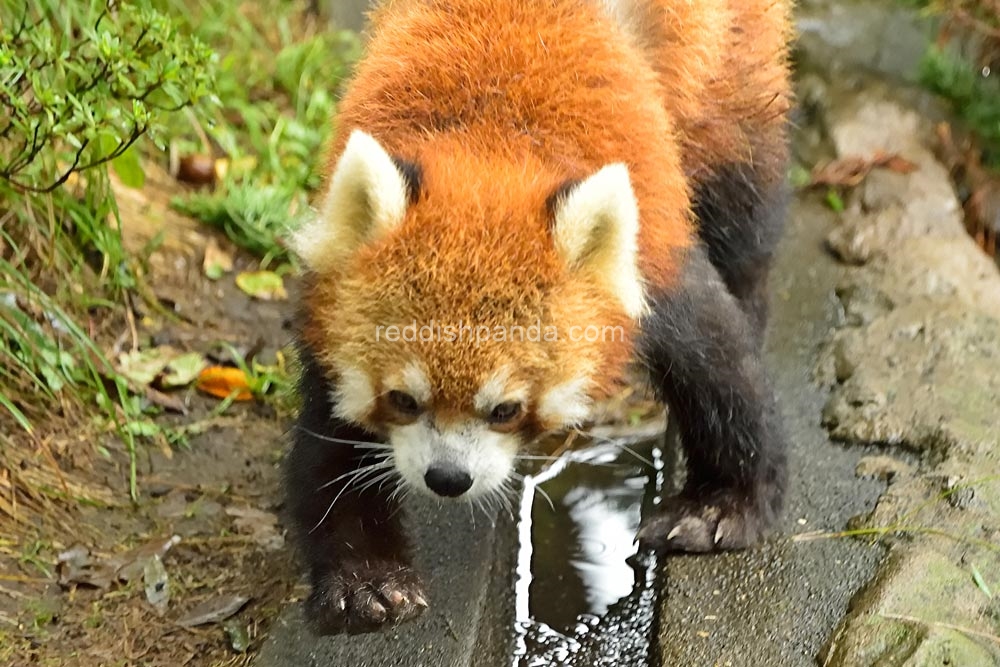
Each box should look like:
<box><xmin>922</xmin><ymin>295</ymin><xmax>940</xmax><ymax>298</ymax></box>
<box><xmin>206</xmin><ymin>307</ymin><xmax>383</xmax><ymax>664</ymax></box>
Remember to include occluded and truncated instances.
<box><xmin>57</xmin><ymin>535</ymin><xmax>182</xmax><ymax>591</ymax></box>
<box><xmin>235</xmin><ymin>270</ymin><xmax>287</xmax><ymax>301</ymax></box>
<box><xmin>226</xmin><ymin>506</ymin><xmax>284</xmax><ymax>550</ymax></box>
<box><xmin>117</xmin><ymin>347</ymin><xmax>178</xmax><ymax>387</ymax></box>
<box><xmin>808</xmin><ymin>151</ymin><xmax>918</xmax><ymax>189</ymax></box>
<box><xmin>113</xmin><ymin>535</ymin><xmax>182</xmax><ymax>583</ymax></box>
<box><xmin>196</xmin><ymin>366</ymin><xmax>254</xmax><ymax>401</ymax></box>
<box><xmin>203</xmin><ymin>237</ymin><xmax>234</xmax><ymax>280</ymax></box>
<box><xmin>57</xmin><ymin>545</ymin><xmax>114</xmax><ymax>589</ymax></box>
<box><xmin>177</xmin><ymin>594</ymin><xmax>251</xmax><ymax>628</ymax></box>
<box><xmin>161</xmin><ymin>351</ymin><xmax>207</xmax><ymax>388</ymax></box>
<box><xmin>117</xmin><ymin>347</ymin><xmax>207</xmax><ymax>393</ymax></box>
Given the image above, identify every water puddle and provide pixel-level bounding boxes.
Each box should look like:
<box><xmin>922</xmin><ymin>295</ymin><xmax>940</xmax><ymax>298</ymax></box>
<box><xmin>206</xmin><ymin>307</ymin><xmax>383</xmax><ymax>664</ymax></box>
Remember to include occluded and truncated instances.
<box><xmin>511</xmin><ymin>420</ymin><xmax>671</xmax><ymax>667</ymax></box>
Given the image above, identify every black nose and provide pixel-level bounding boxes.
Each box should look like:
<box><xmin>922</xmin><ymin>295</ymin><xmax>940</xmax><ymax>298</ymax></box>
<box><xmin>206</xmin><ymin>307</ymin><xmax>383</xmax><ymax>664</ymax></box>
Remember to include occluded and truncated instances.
<box><xmin>424</xmin><ymin>464</ymin><xmax>473</xmax><ymax>497</ymax></box>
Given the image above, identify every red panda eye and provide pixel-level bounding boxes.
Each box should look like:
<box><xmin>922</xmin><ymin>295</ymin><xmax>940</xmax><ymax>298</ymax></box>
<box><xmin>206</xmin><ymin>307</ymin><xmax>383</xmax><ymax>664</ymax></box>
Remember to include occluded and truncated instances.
<box><xmin>489</xmin><ymin>401</ymin><xmax>522</xmax><ymax>424</ymax></box>
<box><xmin>387</xmin><ymin>390</ymin><xmax>421</xmax><ymax>415</ymax></box>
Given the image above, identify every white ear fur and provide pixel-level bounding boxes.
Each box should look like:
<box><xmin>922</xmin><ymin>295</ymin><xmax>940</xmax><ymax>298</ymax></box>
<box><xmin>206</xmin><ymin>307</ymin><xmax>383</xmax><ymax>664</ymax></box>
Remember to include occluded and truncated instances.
<box><xmin>551</xmin><ymin>164</ymin><xmax>648</xmax><ymax>319</ymax></box>
<box><xmin>291</xmin><ymin>130</ymin><xmax>410</xmax><ymax>272</ymax></box>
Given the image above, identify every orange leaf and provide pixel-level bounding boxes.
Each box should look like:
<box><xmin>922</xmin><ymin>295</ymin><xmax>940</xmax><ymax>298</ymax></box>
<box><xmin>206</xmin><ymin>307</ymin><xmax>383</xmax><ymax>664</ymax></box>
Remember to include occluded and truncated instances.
<box><xmin>196</xmin><ymin>366</ymin><xmax>254</xmax><ymax>401</ymax></box>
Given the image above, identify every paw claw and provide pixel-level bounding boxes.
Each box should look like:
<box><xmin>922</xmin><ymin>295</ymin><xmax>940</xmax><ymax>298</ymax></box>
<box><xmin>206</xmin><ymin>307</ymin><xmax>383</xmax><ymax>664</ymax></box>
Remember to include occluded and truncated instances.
<box><xmin>308</xmin><ymin>562</ymin><xmax>428</xmax><ymax>635</ymax></box>
<box><xmin>637</xmin><ymin>488</ymin><xmax>776</xmax><ymax>554</ymax></box>
<box><xmin>381</xmin><ymin>584</ymin><xmax>405</xmax><ymax>606</ymax></box>
<box><xmin>368</xmin><ymin>600</ymin><xmax>387</xmax><ymax>622</ymax></box>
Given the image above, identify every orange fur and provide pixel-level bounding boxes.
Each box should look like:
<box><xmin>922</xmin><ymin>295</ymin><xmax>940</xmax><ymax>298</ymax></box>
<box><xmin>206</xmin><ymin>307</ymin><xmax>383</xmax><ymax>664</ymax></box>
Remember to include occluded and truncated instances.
<box><xmin>301</xmin><ymin>0</ymin><xmax>792</xmax><ymax>433</ymax></box>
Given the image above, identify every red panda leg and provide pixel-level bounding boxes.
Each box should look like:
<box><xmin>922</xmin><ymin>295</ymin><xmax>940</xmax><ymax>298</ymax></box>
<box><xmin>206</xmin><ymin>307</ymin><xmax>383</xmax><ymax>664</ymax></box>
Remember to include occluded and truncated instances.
<box><xmin>636</xmin><ymin>245</ymin><xmax>787</xmax><ymax>552</ymax></box>
<box><xmin>285</xmin><ymin>343</ymin><xmax>428</xmax><ymax>634</ymax></box>
<box><xmin>692</xmin><ymin>162</ymin><xmax>790</xmax><ymax>349</ymax></box>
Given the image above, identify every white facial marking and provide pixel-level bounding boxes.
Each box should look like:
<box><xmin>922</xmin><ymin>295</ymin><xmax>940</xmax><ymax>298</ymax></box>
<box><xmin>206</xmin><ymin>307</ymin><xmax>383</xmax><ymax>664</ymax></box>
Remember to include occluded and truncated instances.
<box><xmin>552</xmin><ymin>163</ymin><xmax>648</xmax><ymax>319</ymax></box>
<box><xmin>473</xmin><ymin>366</ymin><xmax>528</xmax><ymax>414</ymax></box>
<box><xmin>290</xmin><ymin>130</ymin><xmax>409</xmax><ymax>273</ymax></box>
<box><xmin>399</xmin><ymin>360</ymin><xmax>432</xmax><ymax>403</ymax></box>
<box><xmin>390</xmin><ymin>420</ymin><xmax>518</xmax><ymax>499</ymax></box>
<box><xmin>538</xmin><ymin>376</ymin><xmax>593</xmax><ymax>428</ymax></box>
<box><xmin>331</xmin><ymin>365</ymin><xmax>376</xmax><ymax>422</ymax></box>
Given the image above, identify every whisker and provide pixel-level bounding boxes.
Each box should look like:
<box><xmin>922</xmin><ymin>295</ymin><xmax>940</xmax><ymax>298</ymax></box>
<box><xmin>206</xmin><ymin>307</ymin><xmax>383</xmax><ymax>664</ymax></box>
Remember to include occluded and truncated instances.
<box><xmin>388</xmin><ymin>480</ymin><xmax>407</xmax><ymax>504</ymax></box>
<box><xmin>514</xmin><ymin>453</ymin><xmax>617</xmax><ymax>468</ymax></box>
<box><xmin>584</xmin><ymin>434</ymin><xmax>655</xmax><ymax>466</ymax></box>
<box><xmin>534</xmin><ymin>483</ymin><xmax>556</xmax><ymax>513</ymax></box>
<box><xmin>386</xmin><ymin>483</ymin><xmax>410</xmax><ymax>521</ymax></box>
<box><xmin>356</xmin><ymin>467</ymin><xmax>399</xmax><ymax>494</ymax></box>
<box><xmin>293</xmin><ymin>425</ymin><xmax>392</xmax><ymax>449</ymax></box>
<box><xmin>479</xmin><ymin>495</ymin><xmax>497</xmax><ymax>528</ymax></box>
<box><xmin>498</xmin><ymin>480</ymin><xmax>517</xmax><ymax>521</ymax></box>
<box><xmin>509</xmin><ymin>470</ymin><xmax>556</xmax><ymax>513</ymax></box>
<box><xmin>310</xmin><ymin>459</ymin><xmax>394</xmax><ymax>532</ymax></box>
<box><xmin>315</xmin><ymin>457</ymin><xmax>393</xmax><ymax>491</ymax></box>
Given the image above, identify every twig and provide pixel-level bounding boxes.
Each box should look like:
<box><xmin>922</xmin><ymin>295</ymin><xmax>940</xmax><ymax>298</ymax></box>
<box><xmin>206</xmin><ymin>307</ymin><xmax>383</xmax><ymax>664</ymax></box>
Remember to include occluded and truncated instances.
<box><xmin>881</xmin><ymin>612</ymin><xmax>1000</xmax><ymax>646</ymax></box>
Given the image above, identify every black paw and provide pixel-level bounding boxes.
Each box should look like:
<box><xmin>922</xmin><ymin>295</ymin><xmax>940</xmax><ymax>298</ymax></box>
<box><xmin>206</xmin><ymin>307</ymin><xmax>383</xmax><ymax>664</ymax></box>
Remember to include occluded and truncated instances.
<box><xmin>636</xmin><ymin>487</ymin><xmax>778</xmax><ymax>553</ymax></box>
<box><xmin>306</xmin><ymin>562</ymin><xmax>428</xmax><ymax>635</ymax></box>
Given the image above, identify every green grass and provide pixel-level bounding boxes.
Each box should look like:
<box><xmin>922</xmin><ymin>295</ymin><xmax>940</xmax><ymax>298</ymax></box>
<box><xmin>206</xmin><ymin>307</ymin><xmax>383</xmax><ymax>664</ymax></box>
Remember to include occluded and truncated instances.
<box><xmin>1</xmin><ymin>0</ymin><xmax>218</xmax><ymax>498</ymax></box>
<box><xmin>154</xmin><ymin>0</ymin><xmax>361</xmax><ymax>266</ymax></box>
<box><xmin>792</xmin><ymin>474</ymin><xmax>1000</xmax><ymax>555</ymax></box>
<box><xmin>920</xmin><ymin>45</ymin><xmax>1000</xmax><ymax>165</ymax></box>
<box><xmin>0</xmin><ymin>1</ymin><xmax>356</xmax><ymax>501</ymax></box>
<box><xmin>1</xmin><ymin>186</ymin><xmax>148</xmax><ymax>498</ymax></box>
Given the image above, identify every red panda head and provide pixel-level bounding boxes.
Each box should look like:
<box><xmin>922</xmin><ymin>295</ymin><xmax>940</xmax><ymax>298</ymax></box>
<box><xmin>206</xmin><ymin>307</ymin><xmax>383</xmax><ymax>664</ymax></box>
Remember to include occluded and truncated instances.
<box><xmin>293</xmin><ymin>130</ymin><xmax>645</xmax><ymax>502</ymax></box>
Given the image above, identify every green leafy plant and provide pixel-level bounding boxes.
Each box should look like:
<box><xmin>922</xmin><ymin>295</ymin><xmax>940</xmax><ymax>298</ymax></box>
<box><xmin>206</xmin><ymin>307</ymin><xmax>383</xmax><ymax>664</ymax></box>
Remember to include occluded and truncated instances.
<box><xmin>906</xmin><ymin>0</ymin><xmax>1000</xmax><ymax>164</ymax></box>
<box><xmin>157</xmin><ymin>1</ymin><xmax>361</xmax><ymax>264</ymax></box>
<box><xmin>921</xmin><ymin>45</ymin><xmax>1000</xmax><ymax>162</ymax></box>
<box><xmin>1</xmin><ymin>0</ymin><xmax>216</xmax><ymax>496</ymax></box>
<box><xmin>1</xmin><ymin>0</ymin><xmax>216</xmax><ymax>192</ymax></box>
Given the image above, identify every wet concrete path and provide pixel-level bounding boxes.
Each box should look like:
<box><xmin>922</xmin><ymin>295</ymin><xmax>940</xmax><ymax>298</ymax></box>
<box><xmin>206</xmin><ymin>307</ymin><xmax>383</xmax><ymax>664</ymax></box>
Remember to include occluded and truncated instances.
<box><xmin>655</xmin><ymin>197</ymin><xmax>887</xmax><ymax>666</ymax></box>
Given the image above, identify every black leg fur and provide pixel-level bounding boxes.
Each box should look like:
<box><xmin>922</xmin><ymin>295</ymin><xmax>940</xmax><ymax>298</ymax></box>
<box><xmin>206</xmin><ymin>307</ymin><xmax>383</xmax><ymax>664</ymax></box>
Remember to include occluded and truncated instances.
<box><xmin>636</xmin><ymin>244</ymin><xmax>787</xmax><ymax>552</ymax></box>
<box><xmin>285</xmin><ymin>342</ymin><xmax>428</xmax><ymax>634</ymax></box>
<box><xmin>692</xmin><ymin>162</ymin><xmax>789</xmax><ymax>347</ymax></box>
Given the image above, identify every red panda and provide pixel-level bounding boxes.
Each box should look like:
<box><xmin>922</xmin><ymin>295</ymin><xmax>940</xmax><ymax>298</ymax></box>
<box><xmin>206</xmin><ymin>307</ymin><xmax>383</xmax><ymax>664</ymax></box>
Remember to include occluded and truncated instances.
<box><xmin>286</xmin><ymin>0</ymin><xmax>792</xmax><ymax>635</ymax></box>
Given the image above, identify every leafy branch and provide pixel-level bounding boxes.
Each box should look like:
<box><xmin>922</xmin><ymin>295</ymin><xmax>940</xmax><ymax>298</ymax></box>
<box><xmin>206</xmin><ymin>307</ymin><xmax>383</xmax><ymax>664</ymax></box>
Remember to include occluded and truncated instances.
<box><xmin>0</xmin><ymin>0</ymin><xmax>216</xmax><ymax>192</ymax></box>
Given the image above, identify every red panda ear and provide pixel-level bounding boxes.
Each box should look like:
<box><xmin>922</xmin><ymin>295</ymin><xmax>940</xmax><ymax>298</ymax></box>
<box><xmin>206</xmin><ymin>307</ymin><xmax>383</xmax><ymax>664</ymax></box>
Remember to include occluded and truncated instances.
<box><xmin>550</xmin><ymin>164</ymin><xmax>648</xmax><ymax>319</ymax></box>
<box><xmin>291</xmin><ymin>130</ymin><xmax>410</xmax><ymax>272</ymax></box>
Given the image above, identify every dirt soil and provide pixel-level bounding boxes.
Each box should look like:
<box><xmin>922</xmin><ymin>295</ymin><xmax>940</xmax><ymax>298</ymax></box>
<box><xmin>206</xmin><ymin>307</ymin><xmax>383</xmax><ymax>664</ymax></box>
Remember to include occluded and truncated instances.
<box><xmin>0</xmin><ymin>163</ymin><xmax>303</xmax><ymax>667</ymax></box>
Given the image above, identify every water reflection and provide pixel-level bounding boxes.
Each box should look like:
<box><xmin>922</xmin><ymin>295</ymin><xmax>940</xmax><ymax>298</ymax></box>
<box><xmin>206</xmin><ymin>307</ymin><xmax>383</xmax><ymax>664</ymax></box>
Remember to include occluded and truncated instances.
<box><xmin>565</xmin><ymin>481</ymin><xmax>642</xmax><ymax>618</ymax></box>
<box><xmin>512</xmin><ymin>424</ymin><xmax>667</xmax><ymax>666</ymax></box>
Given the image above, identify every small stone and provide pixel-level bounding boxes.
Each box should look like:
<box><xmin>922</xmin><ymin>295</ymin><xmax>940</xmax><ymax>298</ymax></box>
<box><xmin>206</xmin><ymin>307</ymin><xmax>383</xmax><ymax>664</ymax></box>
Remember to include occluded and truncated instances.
<box><xmin>946</xmin><ymin>487</ymin><xmax>986</xmax><ymax>511</ymax></box>
<box><xmin>855</xmin><ymin>455</ymin><xmax>913</xmax><ymax>481</ymax></box>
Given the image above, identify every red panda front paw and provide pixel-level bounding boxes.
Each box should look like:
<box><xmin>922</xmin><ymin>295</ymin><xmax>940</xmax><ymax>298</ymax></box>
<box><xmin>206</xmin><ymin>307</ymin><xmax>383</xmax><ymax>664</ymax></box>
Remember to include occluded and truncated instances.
<box><xmin>306</xmin><ymin>561</ymin><xmax>428</xmax><ymax>635</ymax></box>
<box><xmin>636</xmin><ymin>488</ymin><xmax>778</xmax><ymax>553</ymax></box>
